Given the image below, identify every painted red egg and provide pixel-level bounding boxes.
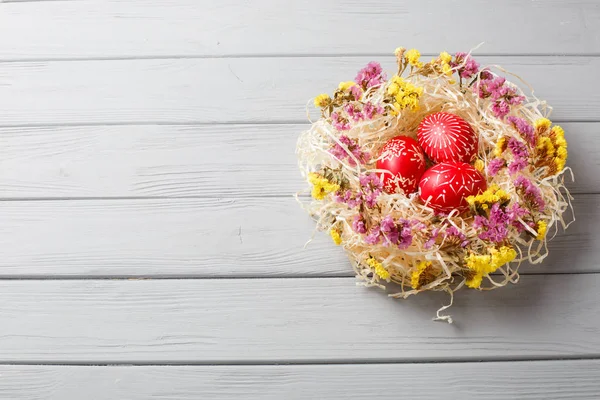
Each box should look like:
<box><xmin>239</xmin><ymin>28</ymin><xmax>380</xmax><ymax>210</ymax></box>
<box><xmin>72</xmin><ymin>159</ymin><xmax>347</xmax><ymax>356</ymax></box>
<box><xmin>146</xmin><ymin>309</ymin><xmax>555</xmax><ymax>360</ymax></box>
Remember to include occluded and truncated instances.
<box><xmin>418</xmin><ymin>112</ymin><xmax>478</xmax><ymax>163</ymax></box>
<box><xmin>376</xmin><ymin>136</ymin><xmax>426</xmax><ymax>195</ymax></box>
<box><xmin>419</xmin><ymin>161</ymin><xmax>486</xmax><ymax>213</ymax></box>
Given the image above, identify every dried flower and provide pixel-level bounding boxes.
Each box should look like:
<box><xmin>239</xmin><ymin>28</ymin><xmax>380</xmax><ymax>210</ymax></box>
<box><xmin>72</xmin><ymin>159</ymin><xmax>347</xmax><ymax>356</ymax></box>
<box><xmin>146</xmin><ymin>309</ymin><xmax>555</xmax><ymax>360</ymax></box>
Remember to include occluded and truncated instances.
<box><xmin>308</xmin><ymin>172</ymin><xmax>339</xmax><ymax>200</ymax></box>
<box><xmin>352</xmin><ymin>214</ymin><xmax>367</xmax><ymax>234</ymax></box>
<box><xmin>314</xmin><ymin>93</ymin><xmax>331</xmax><ymax>108</ymax></box>
<box><xmin>536</xmin><ymin>220</ymin><xmax>548</xmax><ymax>240</ymax></box>
<box><xmin>534</xmin><ymin>118</ymin><xmax>552</xmax><ymax>132</ymax></box>
<box><xmin>355</xmin><ymin>61</ymin><xmax>387</xmax><ymax>89</ymax></box>
<box><xmin>514</xmin><ymin>176</ymin><xmax>545</xmax><ymax>211</ymax></box>
<box><xmin>405</xmin><ymin>48</ymin><xmax>423</xmax><ymax>67</ymax></box>
<box><xmin>411</xmin><ymin>261</ymin><xmax>435</xmax><ymax>290</ymax></box>
<box><xmin>487</xmin><ymin>158</ymin><xmax>506</xmax><ymax>176</ymax></box>
<box><xmin>452</xmin><ymin>52</ymin><xmax>480</xmax><ymax>79</ymax></box>
<box><xmin>465</xmin><ymin>246</ymin><xmax>517</xmax><ymax>288</ymax></box>
<box><xmin>367</xmin><ymin>257</ymin><xmax>390</xmax><ymax>280</ymax></box>
<box><xmin>330</xmin><ymin>135</ymin><xmax>370</xmax><ymax>166</ymax></box>
<box><xmin>330</xmin><ymin>228</ymin><xmax>342</xmax><ymax>245</ymax></box>
<box><xmin>387</xmin><ymin>76</ymin><xmax>422</xmax><ymax>112</ymax></box>
<box><xmin>506</xmin><ymin>116</ymin><xmax>535</xmax><ymax>146</ymax></box>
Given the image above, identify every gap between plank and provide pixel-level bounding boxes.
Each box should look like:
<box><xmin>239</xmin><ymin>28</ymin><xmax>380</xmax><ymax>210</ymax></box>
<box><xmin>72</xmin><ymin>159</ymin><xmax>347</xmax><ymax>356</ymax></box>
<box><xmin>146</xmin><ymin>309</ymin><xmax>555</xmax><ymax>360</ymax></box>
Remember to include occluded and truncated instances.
<box><xmin>0</xmin><ymin>119</ymin><xmax>592</xmax><ymax>129</ymax></box>
<box><xmin>0</xmin><ymin>54</ymin><xmax>597</xmax><ymax>63</ymax></box>
<box><xmin>1</xmin><ymin>354</ymin><xmax>600</xmax><ymax>366</ymax></box>
<box><xmin>0</xmin><ymin>271</ymin><xmax>595</xmax><ymax>280</ymax></box>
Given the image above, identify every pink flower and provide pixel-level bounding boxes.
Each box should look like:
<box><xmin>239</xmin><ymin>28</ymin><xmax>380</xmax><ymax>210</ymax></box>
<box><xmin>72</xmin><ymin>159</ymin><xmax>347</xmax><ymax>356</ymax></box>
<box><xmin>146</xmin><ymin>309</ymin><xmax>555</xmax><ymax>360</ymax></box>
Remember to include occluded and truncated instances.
<box><xmin>352</xmin><ymin>214</ymin><xmax>367</xmax><ymax>234</ymax></box>
<box><xmin>355</xmin><ymin>62</ymin><xmax>387</xmax><ymax>89</ymax></box>
<box><xmin>424</xmin><ymin>228</ymin><xmax>440</xmax><ymax>249</ymax></box>
<box><xmin>452</xmin><ymin>52</ymin><xmax>480</xmax><ymax>79</ymax></box>
<box><xmin>487</xmin><ymin>158</ymin><xmax>506</xmax><ymax>176</ymax></box>
<box><xmin>507</xmin><ymin>138</ymin><xmax>529</xmax><ymax>174</ymax></box>
<box><xmin>445</xmin><ymin>226</ymin><xmax>469</xmax><ymax>247</ymax></box>
<box><xmin>331</xmin><ymin>112</ymin><xmax>350</xmax><ymax>131</ymax></box>
<box><xmin>473</xmin><ymin>203</ymin><xmax>510</xmax><ymax>243</ymax></box>
<box><xmin>330</xmin><ymin>135</ymin><xmax>370</xmax><ymax>166</ymax></box>
<box><xmin>506</xmin><ymin>116</ymin><xmax>535</xmax><ymax>145</ymax></box>
<box><xmin>514</xmin><ymin>176</ymin><xmax>545</xmax><ymax>211</ymax></box>
<box><xmin>364</xmin><ymin>224</ymin><xmax>381</xmax><ymax>245</ymax></box>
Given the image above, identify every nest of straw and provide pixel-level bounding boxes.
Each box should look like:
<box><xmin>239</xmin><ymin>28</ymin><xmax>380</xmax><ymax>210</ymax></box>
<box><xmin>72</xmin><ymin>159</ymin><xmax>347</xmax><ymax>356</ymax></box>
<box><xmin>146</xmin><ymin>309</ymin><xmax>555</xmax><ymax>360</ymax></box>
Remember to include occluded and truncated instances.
<box><xmin>296</xmin><ymin>48</ymin><xmax>574</xmax><ymax>321</ymax></box>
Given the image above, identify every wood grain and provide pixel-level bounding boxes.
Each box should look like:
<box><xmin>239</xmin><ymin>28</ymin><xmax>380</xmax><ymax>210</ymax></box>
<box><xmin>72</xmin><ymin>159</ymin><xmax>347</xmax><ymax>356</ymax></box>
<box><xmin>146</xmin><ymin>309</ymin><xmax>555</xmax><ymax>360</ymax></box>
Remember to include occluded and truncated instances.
<box><xmin>0</xmin><ymin>122</ymin><xmax>592</xmax><ymax>198</ymax></box>
<box><xmin>0</xmin><ymin>194</ymin><xmax>589</xmax><ymax>277</ymax></box>
<box><xmin>0</xmin><ymin>275</ymin><xmax>599</xmax><ymax>362</ymax></box>
<box><xmin>0</xmin><ymin>57</ymin><xmax>598</xmax><ymax>126</ymax></box>
<box><xmin>0</xmin><ymin>361</ymin><xmax>598</xmax><ymax>399</ymax></box>
<box><xmin>1</xmin><ymin>0</ymin><xmax>599</xmax><ymax>59</ymax></box>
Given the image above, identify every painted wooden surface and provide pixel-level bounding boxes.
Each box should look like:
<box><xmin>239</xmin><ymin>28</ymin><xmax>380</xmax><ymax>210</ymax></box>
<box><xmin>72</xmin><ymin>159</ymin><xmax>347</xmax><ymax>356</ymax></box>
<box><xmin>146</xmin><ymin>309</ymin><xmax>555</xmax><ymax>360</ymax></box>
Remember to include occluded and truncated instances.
<box><xmin>0</xmin><ymin>360</ymin><xmax>598</xmax><ymax>400</ymax></box>
<box><xmin>2</xmin><ymin>0</ymin><xmax>599</xmax><ymax>59</ymax></box>
<box><xmin>0</xmin><ymin>57</ymin><xmax>598</xmax><ymax>126</ymax></box>
<box><xmin>0</xmin><ymin>276</ymin><xmax>599</xmax><ymax>363</ymax></box>
<box><xmin>1</xmin><ymin>0</ymin><xmax>599</xmax><ymax>398</ymax></box>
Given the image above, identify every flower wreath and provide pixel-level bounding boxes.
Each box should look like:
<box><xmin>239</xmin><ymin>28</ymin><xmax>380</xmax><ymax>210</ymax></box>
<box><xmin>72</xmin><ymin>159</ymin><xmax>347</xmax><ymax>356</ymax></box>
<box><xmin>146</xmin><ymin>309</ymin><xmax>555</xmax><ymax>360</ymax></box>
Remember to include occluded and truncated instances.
<box><xmin>296</xmin><ymin>47</ymin><xmax>574</xmax><ymax>321</ymax></box>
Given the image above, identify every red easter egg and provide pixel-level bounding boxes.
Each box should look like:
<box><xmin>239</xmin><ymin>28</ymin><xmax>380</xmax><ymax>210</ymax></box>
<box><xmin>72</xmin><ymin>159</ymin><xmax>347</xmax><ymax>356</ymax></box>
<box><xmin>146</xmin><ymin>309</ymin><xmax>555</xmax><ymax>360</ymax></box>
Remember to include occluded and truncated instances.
<box><xmin>418</xmin><ymin>112</ymin><xmax>478</xmax><ymax>163</ymax></box>
<box><xmin>419</xmin><ymin>161</ymin><xmax>486</xmax><ymax>213</ymax></box>
<box><xmin>376</xmin><ymin>136</ymin><xmax>426</xmax><ymax>194</ymax></box>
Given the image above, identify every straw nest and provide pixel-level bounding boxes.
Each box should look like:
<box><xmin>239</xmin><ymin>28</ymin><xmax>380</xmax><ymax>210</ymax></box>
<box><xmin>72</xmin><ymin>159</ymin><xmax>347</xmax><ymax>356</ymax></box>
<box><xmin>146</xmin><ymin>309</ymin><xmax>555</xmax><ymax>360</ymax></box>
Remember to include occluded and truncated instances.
<box><xmin>296</xmin><ymin>47</ymin><xmax>573</xmax><ymax>321</ymax></box>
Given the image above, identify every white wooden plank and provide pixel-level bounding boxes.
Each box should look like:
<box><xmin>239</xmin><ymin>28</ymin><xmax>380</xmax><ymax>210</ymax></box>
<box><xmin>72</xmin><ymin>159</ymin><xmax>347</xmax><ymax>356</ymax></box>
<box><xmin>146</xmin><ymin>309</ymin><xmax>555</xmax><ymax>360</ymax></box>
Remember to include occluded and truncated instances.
<box><xmin>1</xmin><ymin>0</ymin><xmax>599</xmax><ymax>59</ymax></box>
<box><xmin>0</xmin><ymin>194</ymin><xmax>590</xmax><ymax>277</ymax></box>
<box><xmin>0</xmin><ymin>361</ymin><xmax>598</xmax><ymax>399</ymax></box>
<box><xmin>0</xmin><ymin>275</ymin><xmax>599</xmax><ymax>362</ymax></box>
<box><xmin>0</xmin><ymin>122</ymin><xmax>593</xmax><ymax>198</ymax></box>
<box><xmin>0</xmin><ymin>57</ymin><xmax>597</xmax><ymax>126</ymax></box>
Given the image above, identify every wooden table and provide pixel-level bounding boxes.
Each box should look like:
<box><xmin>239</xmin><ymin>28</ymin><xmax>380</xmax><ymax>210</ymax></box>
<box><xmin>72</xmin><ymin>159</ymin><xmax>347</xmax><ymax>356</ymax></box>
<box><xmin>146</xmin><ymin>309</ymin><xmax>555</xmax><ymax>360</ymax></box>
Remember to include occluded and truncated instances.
<box><xmin>0</xmin><ymin>1</ymin><xmax>599</xmax><ymax>398</ymax></box>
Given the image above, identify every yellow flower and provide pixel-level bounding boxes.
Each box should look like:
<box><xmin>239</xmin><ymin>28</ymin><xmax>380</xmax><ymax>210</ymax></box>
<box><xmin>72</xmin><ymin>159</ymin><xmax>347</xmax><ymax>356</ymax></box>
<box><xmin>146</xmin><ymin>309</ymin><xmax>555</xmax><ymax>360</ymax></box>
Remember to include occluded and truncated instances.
<box><xmin>534</xmin><ymin>118</ymin><xmax>552</xmax><ymax>132</ymax></box>
<box><xmin>330</xmin><ymin>228</ymin><xmax>342</xmax><ymax>245</ymax></box>
<box><xmin>388</xmin><ymin>76</ymin><xmax>422</xmax><ymax>112</ymax></box>
<box><xmin>411</xmin><ymin>261</ymin><xmax>433</xmax><ymax>290</ymax></box>
<box><xmin>473</xmin><ymin>159</ymin><xmax>485</xmax><ymax>172</ymax></box>
<box><xmin>314</xmin><ymin>93</ymin><xmax>331</xmax><ymax>108</ymax></box>
<box><xmin>494</xmin><ymin>137</ymin><xmax>507</xmax><ymax>157</ymax></box>
<box><xmin>556</xmin><ymin>146</ymin><xmax>567</xmax><ymax>160</ymax></box>
<box><xmin>442</xmin><ymin>62</ymin><xmax>452</xmax><ymax>76</ymax></box>
<box><xmin>465</xmin><ymin>246</ymin><xmax>516</xmax><ymax>288</ymax></box>
<box><xmin>308</xmin><ymin>172</ymin><xmax>339</xmax><ymax>200</ymax></box>
<box><xmin>537</xmin><ymin>137</ymin><xmax>555</xmax><ymax>158</ymax></box>
<box><xmin>405</xmin><ymin>48</ymin><xmax>422</xmax><ymax>67</ymax></box>
<box><xmin>338</xmin><ymin>81</ymin><xmax>356</xmax><ymax>91</ymax></box>
<box><xmin>367</xmin><ymin>257</ymin><xmax>390</xmax><ymax>280</ymax></box>
<box><xmin>387</xmin><ymin>82</ymin><xmax>400</xmax><ymax>95</ymax></box>
<box><xmin>555</xmin><ymin>157</ymin><xmax>566</xmax><ymax>171</ymax></box>
<box><xmin>536</xmin><ymin>220</ymin><xmax>547</xmax><ymax>240</ymax></box>
<box><xmin>439</xmin><ymin>51</ymin><xmax>452</xmax><ymax>64</ymax></box>
<box><xmin>466</xmin><ymin>185</ymin><xmax>510</xmax><ymax>208</ymax></box>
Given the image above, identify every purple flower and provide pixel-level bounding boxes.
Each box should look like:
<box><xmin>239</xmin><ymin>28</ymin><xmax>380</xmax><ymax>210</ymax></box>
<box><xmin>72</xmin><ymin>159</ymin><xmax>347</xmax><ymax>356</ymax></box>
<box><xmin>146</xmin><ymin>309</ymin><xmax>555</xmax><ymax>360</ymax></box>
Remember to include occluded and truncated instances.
<box><xmin>380</xmin><ymin>215</ymin><xmax>399</xmax><ymax>246</ymax></box>
<box><xmin>491</xmin><ymin>100</ymin><xmax>511</xmax><ymax>119</ymax></box>
<box><xmin>335</xmin><ymin>189</ymin><xmax>362</xmax><ymax>208</ymax></box>
<box><xmin>507</xmin><ymin>138</ymin><xmax>529</xmax><ymax>174</ymax></box>
<box><xmin>452</xmin><ymin>52</ymin><xmax>480</xmax><ymax>79</ymax></box>
<box><xmin>445</xmin><ymin>226</ymin><xmax>469</xmax><ymax>247</ymax></box>
<box><xmin>506</xmin><ymin>116</ymin><xmax>535</xmax><ymax>145</ymax></box>
<box><xmin>355</xmin><ymin>62</ymin><xmax>387</xmax><ymax>89</ymax></box>
<box><xmin>424</xmin><ymin>228</ymin><xmax>440</xmax><ymax>249</ymax></box>
<box><xmin>473</xmin><ymin>203</ymin><xmax>510</xmax><ymax>243</ymax></box>
<box><xmin>487</xmin><ymin>158</ymin><xmax>506</xmax><ymax>176</ymax></box>
<box><xmin>514</xmin><ymin>176</ymin><xmax>545</xmax><ymax>211</ymax></box>
<box><xmin>474</xmin><ymin>75</ymin><xmax>525</xmax><ymax>119</ymax></box>
<box><xmin>506</xmin><ymin>203</ymin><xmax>530</xmax><ymax>233</ymax></box>
<box><xmin>364</xmin><ymin>224</ymin><xmax>381</xmax><ymax>245</ymax></box>
<box><xmin>359</xmin><ymin>174</ymin><xmax>383</xmax><ymax>208</ymax></box>
<box><xmin>352</xmin><ymin>214</ymin><xmax>367</xmax><ymax>234</ymax></box>
<box><xmin>349</xmin><ymin>85</ymin><xmax>363</xmax><ymax>100</ymax></box>
<box><xmin>331</xmin><ymin>112</ymin><xmax>350</xmax><ymax>131</ymax></box>
<box><xmin>363</xmin><ymin>102</ymin><xmax>384</xmax><ymax>120</ymax></box>
<box><xmin>330</xmin><ymin>135</ymin><xmax>370</xmax><ymax>166</ymax></box>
